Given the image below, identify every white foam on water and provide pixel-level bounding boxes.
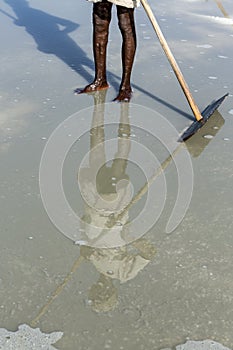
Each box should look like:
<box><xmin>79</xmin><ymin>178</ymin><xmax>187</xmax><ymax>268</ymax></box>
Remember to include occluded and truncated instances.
<box><xmin>0</xmin><ymin>325</ymin><xmax>63</xmax><ymax>350</ymax></box>
<box><xmin>195</xmin><ymin>14</ymin><xmax>233</xmax><ymax>25</ymax></box>
<box><xmin>196</xmin><ymin>44</ymin><xmax>213</xmax><ymax>49</ymax></box>
<box><xmin>75</xmin><ymin>240</ymin><xmax>88</xmax><ymax>245</ymax></box>
<box><xmin>162</xmin><ymin>339</ymin><xmax>232</xmax><ymax>350</ymax></box>
<box><xmin>203</xmin><ymin>135</ymin><xmax>214</xmax><ymax>139</ymax></box>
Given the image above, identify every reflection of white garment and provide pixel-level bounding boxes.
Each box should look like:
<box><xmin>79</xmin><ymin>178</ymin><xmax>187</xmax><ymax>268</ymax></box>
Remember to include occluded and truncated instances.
<box><xmin>87</xmin><ymin>0</ymin><xmax>140</xmax><ymax>9</ymax></box>
<box><xmin>84</xmin><ymin>204</ymin><xmax>129</xmax><ymax>241</ymax></box>
<box><xmin>82</xmin><ymin>181</ymin><xmax>132</xmax><ymax>215</ymax></box>
<box><xmin>80</xmin><ymin>173</ymin><xmax>132</xmax><ymax>245</ymax></box>
<box><xmin>89</xmin><ymin>248</ymin><xmax>150</xmax><ymax>283</ymax></box>
<box><xmin>83</xmin><ymin>187</ymin><xmax>131</xmax><ymax>246</ymax></box>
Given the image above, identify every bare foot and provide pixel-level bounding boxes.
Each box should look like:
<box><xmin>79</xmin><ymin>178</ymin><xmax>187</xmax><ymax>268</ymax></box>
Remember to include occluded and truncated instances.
<box><xmin>74</xmin><ymin>80</ymin><xmax>109</xmax><ymax>94</ymax></box>
<box><xmin>113</xmin><ymin>88</ymin><xmax>132</xmax><ymax>102</ymax></box>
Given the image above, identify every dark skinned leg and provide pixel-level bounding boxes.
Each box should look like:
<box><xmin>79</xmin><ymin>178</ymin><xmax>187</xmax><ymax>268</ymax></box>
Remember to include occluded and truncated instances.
<box><xmin>76</xmin><ymin>1</ymin><xmax>112</xmax><ymax>94</ymax></box>
<box><xmin>114</xmin><ymin>5</ymin><xmax>136</xmax><ymax>102</ymax></box>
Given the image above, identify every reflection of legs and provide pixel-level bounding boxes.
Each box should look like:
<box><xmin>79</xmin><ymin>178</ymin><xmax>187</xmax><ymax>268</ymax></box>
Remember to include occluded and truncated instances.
<box><xmin>112</xmin><ymin>103</ymin><xmax>131</xmax><ymax>177</ymax></box>
<box><xmin>78</xmin><ymin>1</ymin><xmax>112</xmax><ymax>94</ymax></box>
<box><xmin>89</xmin><ymin>91</ymin><xmax>108</xmax><ymax>168</ymax></box>
<box><xmin>114</xmin><ymin>6</ymin><xmax>136</xmax><ymax>102</ymax></box>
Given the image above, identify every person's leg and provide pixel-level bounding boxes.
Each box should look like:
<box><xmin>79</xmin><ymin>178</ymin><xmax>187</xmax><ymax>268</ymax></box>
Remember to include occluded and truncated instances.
<box><xmin>77</xmin><ymin>1</ymin><xmax>112</xmax><ymax>94</ymax></box>
<box><xmin>114</xmin><ymin>5</ymin><xmax>136</xmax><ymax>102</ymax></box>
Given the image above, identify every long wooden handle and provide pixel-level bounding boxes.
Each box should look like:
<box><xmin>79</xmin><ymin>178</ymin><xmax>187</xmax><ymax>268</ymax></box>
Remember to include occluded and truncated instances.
<box><xmin>140</xmin><ymin>0</ymin><xmax>203</xmax><ymax>122</ymax></box>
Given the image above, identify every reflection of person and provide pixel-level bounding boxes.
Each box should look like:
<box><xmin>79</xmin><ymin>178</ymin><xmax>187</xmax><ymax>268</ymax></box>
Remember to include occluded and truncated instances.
<box><xmin>81</xmin><ymin>239</ymin><xmax>156</xmax><ymax>312</ymax></box>
<box><xmin>78</xmin><ymin>89</ymin><xmax>132</xmax><ymax>247</ymax></box>
<box><xmin>78</xmin><ymin>90</ymin><xmax>156</xmax><ymax>312</ymax></box>
<box><xmin>77</xmin><ymin>0</ymin><xmax>139</xmax><ymax>102</ymax></box>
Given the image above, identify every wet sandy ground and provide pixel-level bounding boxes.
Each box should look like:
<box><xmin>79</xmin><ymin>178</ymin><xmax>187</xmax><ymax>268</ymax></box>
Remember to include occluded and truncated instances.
<box><xmin>0</xmin><ymin>0</ymin><xmax>233</xmax><ymax>349</ymax></box>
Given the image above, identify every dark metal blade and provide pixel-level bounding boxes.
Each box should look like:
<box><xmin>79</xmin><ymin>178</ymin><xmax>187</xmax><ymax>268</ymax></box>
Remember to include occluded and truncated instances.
<box><xmin>180</xmin><ymin>93</ymin><xmax>229</xmax><ymax>141</ymax></box>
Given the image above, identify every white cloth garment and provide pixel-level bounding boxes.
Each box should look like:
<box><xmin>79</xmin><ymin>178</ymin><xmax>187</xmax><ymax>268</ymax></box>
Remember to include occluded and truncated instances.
<box><xmin>87</xmin><ymin>0</ymin><xmax>140</xmax><ymax>9</ymax></box>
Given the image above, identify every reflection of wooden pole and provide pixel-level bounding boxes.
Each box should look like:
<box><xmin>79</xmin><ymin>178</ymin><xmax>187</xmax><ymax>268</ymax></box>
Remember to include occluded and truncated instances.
<box><xmin>30</xmin><ymin>92</ymin><xmax>108</xmax><ymax>327</ymax></box>
<box><xmin>87</xmin><ymin>142</ymin><xmax>183</xmax><ymax>247</ymax></box>
<box><xmin>214</xmin><ymin>0</ymin><xmax>230</xmax><ymax>19</ymax></box>
<box><xmin>111</xmin><ymin>143</ymin><xmax>183</xmax><ymax>226</ymax></box>
<box><xmin>30</xmin><ymin>256</ymin><xmax>84</xmax><ymax>327</ymax></box>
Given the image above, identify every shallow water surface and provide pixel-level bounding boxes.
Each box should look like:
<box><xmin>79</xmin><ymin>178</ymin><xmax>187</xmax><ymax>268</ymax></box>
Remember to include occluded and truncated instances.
<box><xmin>0</xmin><ymin>0</ymin><xmax>233</xmax><ymax>349</ymax></box>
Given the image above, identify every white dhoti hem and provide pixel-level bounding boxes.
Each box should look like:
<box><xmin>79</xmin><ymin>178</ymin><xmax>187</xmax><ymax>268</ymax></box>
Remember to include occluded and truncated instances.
<box><xmin>87</xmin><ymin>0</ymin><xmax>140</xmax><ymax>9</ymax></box>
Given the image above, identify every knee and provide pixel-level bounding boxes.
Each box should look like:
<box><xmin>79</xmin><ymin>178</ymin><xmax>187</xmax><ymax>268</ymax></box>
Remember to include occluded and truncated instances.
<box><xmin>93</xmin><ymin>15</ymin><xmax>110</xmax><ymax>41</ymax></box>
<box><xmin>93</xmin><ymin>2</ymin><xmax>112</xmax><ymax>21</ymax></box>
<box><xmin>93</xmin><ymin>2</ymin><xmax>112</xmax><ymax>40</ymax></box>
<box><xmin>117</xmin><ymin>9</ymin><xmax>135</xmax><ymax>38</ymax></box>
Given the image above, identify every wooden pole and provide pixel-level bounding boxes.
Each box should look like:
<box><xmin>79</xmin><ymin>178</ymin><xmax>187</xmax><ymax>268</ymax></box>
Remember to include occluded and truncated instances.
<box><xmin>140</xmin><ymin>0</ymin><xmax>203</xmax><ymax>122</ymax></box>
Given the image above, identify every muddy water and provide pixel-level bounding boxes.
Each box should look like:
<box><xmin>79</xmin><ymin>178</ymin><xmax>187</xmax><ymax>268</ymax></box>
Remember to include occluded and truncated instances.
<box><xmin>0</xmin><ymin>0</ymin><xmax>233</xmax><ymax>349</ymax></box>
